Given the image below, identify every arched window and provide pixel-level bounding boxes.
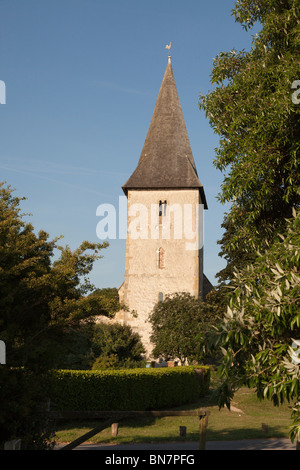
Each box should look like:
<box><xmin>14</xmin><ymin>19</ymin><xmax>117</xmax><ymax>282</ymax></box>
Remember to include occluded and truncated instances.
<box><xmin>157</xmin><ymin>247</ymin><xmax>165</xmax><ymax>269</ymax></box>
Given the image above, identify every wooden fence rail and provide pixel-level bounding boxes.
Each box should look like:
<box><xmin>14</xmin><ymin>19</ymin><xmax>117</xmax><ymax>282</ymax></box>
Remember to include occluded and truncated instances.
<box><xmin>47</xmin><ymin>409</ymin><xmax>209</xmax><ymax>451</ymax></box>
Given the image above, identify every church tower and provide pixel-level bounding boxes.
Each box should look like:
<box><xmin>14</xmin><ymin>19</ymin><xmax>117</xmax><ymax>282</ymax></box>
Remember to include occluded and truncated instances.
<box><xmin>117</xmin><ymin>54</ymin><xmax>208</xmax><ymax>357</ymax></box>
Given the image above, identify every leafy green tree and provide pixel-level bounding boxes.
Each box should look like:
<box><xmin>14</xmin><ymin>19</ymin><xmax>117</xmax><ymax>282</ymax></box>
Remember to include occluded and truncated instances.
<box><xmin>199</xmin><ymin>0</ymin><xmax>300</xmax><ymax>282</ymax></box>
<box><xmin>205</xmin><ymin>209</ymin><xmax>300</xmax><ymax>442</ymax></box>
<box><xmin>216</xmin><ymin>214</ymin><xmax>258</xmax><ymax>283</ymax></box>
<box><xmin>92</xmin><ymin>288</ymin><xmax>123</xmax><ymax>317</ymax></box>
<box><xmin>0</xmin><ymin>182</ymin><xmax>119</xmax><ymax>447</ymax></box>
<box><xmin>54</xmin><ymin>325</ymin><xmax>95</xmax><ymax>370</ymax></box>
<box><xmin>0</xmin><ymin>182</ymin><xmax>115</xmax><ymax>369</ymax></box>
<box><xmin>148</xmin><ymin>292</ymin><xmax>219</xmax><ymax>364</ymax></box>
<box><xmin>91</xmin><ymin>322</ymin><xmax>145</xmax><ymax>369</ymax></box>
<box><xmin>198</xmin><ymin>0</ymin><xmax>300</xmax><ymax>443</ymax></box>
<box><xmin>52</xmin><ymin>289</ymin><xmax>123</xmax><ymax>369</ymax></box>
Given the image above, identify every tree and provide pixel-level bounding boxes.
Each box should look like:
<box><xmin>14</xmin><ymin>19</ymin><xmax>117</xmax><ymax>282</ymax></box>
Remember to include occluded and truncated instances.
<box><xmin>91</xmin><ymin>322</ymin><xmax>145</xmax><ymax>369</ymax></box>
<box><xmin>198</xmin><ymin>0</ymin><xmax>300</xmax><ymax>442</ymax></box>
<box><xmin>52</xmin><ymin>319</ymin><xmax>145</xmax><ymax>370</ymax></box>
<box><xmin>0</xmin><ymin>182</ymin><xmax>119</xmax><ymax>447</ymax></box>
<box><xmin>199</xmin><ymin>0</ymin><xmax>300</xmax><ymax>282</ymax></box>
<box><xmin>0</xmin><ymin>182</ymin><xmax>117</xmax><ymax>370</ymax></box>
<box><xmin>148</xmin><ymin>292</ymin><xmax>219</xmax><ymax>364</ymax></box>
<box><xmin>205</xmin><ymin>209</ymin><xmax>300</xmax><ymax>442</ymax></box>
<box><xmin>91</xmin><ymin>288</ymin><xmax>123</xmax><ymax>317</ymax></box>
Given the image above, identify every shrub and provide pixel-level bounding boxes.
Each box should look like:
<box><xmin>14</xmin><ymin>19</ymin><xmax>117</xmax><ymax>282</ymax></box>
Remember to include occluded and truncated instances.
<box><xmin>44</xmin><ymin>366</ymin><xmax>210</xmax><ymax>412</ymax></box>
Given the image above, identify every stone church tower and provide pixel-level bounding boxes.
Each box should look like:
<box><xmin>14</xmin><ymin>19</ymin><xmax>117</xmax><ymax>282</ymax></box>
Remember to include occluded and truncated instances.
<box><xmin>116</xmin><ymin>55</ymin><xmax>208</xmax><ymax>357</ymax></box>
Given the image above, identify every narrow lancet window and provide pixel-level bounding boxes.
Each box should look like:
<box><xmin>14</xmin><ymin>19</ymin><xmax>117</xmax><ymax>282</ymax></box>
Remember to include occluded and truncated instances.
<box><xmin>159</xmin><ymin>200</ymin><xmax>167</xmax><ymax>216</ymax></box>
<box><xmin>157</xmin><ymin>247</ymin><xmax>165</xmax><ymax>269</ymax></box>
<box><xmin>159</xmin><ymin>200</ymin><xmax>167</xmax><ymax>222</ymax></box>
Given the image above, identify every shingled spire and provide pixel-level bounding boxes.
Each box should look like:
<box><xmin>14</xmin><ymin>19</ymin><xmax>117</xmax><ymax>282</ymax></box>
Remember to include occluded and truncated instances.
<box><xmin>122</xmin><ymin>57</ymin><xmax>207</xmax><ymax>209</ymax></box>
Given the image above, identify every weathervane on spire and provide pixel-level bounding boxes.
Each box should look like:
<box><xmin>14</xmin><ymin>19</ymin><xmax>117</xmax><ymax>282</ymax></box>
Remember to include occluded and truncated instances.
<box><xmin>165</xmin><ymin>42</ymin><xmax>172</xmax><ymax>63</ymax></box>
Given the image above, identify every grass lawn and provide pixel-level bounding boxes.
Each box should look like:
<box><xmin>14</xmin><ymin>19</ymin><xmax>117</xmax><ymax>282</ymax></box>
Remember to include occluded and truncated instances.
<box><xmin>53</xmin><ymin>370</ymin><xmax>293</xmax><ymax>446</ymax></box>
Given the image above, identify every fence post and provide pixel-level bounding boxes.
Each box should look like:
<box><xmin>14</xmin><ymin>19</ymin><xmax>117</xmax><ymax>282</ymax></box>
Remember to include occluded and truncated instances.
<box><xmin>198</xmin><ymin>410</ymin><xmax>208</xmax><ymax>450</ymax></box>
<box><xmin>111</xmin><ymin>423</ymin><xmax>119</xmax><ymax>437</ymax></box>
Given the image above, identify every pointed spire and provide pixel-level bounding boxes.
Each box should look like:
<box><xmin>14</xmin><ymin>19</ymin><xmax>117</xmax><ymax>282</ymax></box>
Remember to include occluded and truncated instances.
<box><xmin>122</xmin><ymin>57</ymin><xmax>207</xmax><ymax>209</ymax></box>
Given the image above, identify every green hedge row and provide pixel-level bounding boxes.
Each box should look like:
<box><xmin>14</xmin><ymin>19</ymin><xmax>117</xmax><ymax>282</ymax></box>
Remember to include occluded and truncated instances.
<box><xmin>44</xmin><ymin>366</ymin><xmax>210</xmax><ymax>411</ymax></box>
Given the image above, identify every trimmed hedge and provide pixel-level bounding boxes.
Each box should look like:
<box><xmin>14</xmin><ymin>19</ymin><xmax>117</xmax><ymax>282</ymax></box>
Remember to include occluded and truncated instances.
<box><xmin>44</xmin><ymin>366</ymin><xmax>210</xmax><ymax>411</ymax></box>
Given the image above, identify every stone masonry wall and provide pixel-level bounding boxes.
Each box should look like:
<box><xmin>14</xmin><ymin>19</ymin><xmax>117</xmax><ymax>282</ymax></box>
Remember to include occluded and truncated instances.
<box><xmin>114</xmin><ymin>189</ymin><xmax>203</xmax><ymax>358</ymax></box>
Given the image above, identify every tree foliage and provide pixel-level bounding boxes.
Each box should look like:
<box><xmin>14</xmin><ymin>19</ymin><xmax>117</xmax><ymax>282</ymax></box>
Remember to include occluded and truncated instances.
<box><xmin>205</xmin><ymin>209</ymin><xmax>300</xmax><ymax>441</ymax></box>
<box><xmin>148</xmin><ymin>292</ymin><xmax>219</xmax><ymax>364</ymax></box>
<box><xmin>51</xmin><ymin>320</ymin><xmax>145</xmax><ymax>370</ymax></box>
<box><xmin>199</xmin><ymin>0</ymin><xmax>300</xmax><ymax>442</ymax></box>
<box><xmin>91</xmin><ymin>322</ymin><xmax>145</xmax><ymax>369</ymax></box>
<box><xmin>0</xmin><ymin>182</ymin><xmax>121</xmax><ymax>447</ymax></box>
<box><xmin>0</xmin><ymin>182</ymin><xmax>117</xmax><ymax>370</ymax></box>
<box><xmin>199</xmin><ymin>0</ymin><xmax>300</xmax><ymax>282</ymax></box>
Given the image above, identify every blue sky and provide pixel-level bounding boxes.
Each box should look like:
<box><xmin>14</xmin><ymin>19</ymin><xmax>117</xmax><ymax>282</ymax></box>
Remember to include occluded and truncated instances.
<box><xmin>0</xmin><ymin>0</ymin><xmax>259</xmax><ymax>289</ymax></box>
